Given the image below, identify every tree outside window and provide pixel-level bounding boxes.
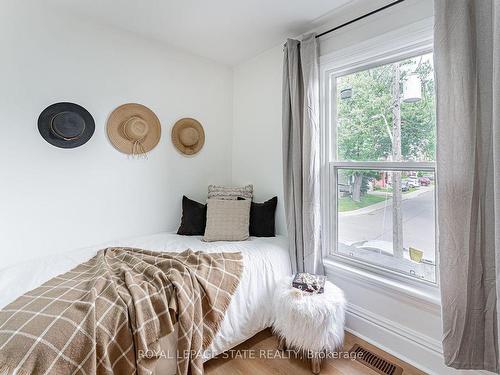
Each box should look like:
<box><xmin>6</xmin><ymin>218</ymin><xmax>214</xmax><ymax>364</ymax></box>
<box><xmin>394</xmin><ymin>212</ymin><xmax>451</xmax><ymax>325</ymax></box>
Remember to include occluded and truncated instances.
<box><xmin>332</xmin><ymin>52</ymin><xmax>436</xmax><ymax>283</ymax></box>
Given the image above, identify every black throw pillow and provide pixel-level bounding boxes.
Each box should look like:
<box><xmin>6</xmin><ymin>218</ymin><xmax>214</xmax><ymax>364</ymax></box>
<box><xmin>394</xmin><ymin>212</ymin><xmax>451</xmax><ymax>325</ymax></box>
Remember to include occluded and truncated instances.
<box><xmin>177</xmin><ymin>196</ymin><xmax>207</xmax><ymax>235</ymax></box>
<box><xmin>249</xmin><ymin>197</ymin><xmax>277</xmax><ymax>237</ymax></box>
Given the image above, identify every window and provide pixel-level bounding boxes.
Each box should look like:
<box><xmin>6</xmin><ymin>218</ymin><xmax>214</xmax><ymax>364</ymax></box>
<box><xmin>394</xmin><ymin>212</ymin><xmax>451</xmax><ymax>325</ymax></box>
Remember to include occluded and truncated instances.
<box><xmin>325</xmin><ymin>50</ymin><xmax>437</xmax><ymax>284</ymax></box>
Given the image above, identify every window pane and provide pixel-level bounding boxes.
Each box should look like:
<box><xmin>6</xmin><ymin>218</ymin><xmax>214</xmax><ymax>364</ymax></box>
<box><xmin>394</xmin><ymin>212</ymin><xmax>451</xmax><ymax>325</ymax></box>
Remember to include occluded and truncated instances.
<box><xmin>336</xmin><ymin>168</ymin><xmax>436</xmax><ymax>283</ymax></box>
<box><xmin>336</xmin><ymin>53</ymin><xmax>435</xmax><ymax>162</ymax></box>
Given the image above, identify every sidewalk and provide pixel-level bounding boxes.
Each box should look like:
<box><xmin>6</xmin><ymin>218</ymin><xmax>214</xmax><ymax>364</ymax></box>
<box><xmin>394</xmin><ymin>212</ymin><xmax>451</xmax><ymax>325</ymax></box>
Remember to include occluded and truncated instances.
<box><xmin>339</xmin><ymin>186</ymin><xmax>434</xmax><ymax>217</ymax></box>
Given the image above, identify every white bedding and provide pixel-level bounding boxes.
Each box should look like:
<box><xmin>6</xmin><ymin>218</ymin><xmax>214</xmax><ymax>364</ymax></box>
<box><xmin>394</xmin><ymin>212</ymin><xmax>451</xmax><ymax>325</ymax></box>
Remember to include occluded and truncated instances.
<box><xmin>0</xmin><ymin>232</ymin><xmax>291</xmax><ymax>369</ymax></box>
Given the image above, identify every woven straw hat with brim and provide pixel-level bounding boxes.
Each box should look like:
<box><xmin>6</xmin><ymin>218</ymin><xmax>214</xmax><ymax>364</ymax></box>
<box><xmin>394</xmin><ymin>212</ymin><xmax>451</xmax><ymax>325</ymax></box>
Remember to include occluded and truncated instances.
<box><xmin>171</xmin><ymin>118</ymin><xmax>205</xmax><ymax>155</ymax></box>
<box><xmin>107</xmin><ymin>103</ymin><xmax>161</xmax><ymax>156</ymax></box>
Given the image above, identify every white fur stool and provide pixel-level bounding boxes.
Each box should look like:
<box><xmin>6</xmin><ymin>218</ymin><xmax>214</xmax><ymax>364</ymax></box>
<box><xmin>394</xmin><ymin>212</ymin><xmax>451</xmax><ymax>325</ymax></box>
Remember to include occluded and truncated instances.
<box><xmin>272</xmin><ymin>276</ymin><xmax>346</xmax><ymax>374</ymax></box>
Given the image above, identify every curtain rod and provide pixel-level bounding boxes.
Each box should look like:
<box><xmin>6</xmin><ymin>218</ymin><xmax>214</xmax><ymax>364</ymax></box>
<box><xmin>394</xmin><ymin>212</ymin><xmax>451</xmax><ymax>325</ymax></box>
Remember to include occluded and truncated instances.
<box><xmin>315</xmin><ymin>0</ymin><xmax>406</xmax><ymax>39</ymax></box>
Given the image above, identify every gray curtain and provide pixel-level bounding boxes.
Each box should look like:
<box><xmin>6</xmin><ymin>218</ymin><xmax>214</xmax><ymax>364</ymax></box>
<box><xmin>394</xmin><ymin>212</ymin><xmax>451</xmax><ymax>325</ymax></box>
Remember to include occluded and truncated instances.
<box><xmin>282</xmin><ymin>34</ymin><xmax>322</xmax><ymax>274</ymax></box>
<box><xmin>435</xmin><ymin>0</ymin><xmax>500</xmax><ymax>372</ymax></box>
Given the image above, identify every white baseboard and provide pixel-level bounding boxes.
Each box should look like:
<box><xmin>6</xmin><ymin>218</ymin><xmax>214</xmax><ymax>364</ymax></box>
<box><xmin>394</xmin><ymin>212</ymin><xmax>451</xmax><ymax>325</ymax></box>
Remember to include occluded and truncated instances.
<box><xmin>345</xmin><ymin>302</ymin><xmax>492</xmax><ymax>375</ymax></box>
<box><xmin>347</xmin><ymin>302</ymin><xmax>443</xmax><ymax>355</ymax></box>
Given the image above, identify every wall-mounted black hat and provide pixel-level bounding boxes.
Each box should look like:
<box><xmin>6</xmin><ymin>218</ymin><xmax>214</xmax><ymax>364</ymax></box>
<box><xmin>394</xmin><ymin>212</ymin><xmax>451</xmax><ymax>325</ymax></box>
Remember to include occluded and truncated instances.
<box><xmin>38</xmin><ymin>102</ymin><xmax>95</xmax><ymax>148</ymax></box>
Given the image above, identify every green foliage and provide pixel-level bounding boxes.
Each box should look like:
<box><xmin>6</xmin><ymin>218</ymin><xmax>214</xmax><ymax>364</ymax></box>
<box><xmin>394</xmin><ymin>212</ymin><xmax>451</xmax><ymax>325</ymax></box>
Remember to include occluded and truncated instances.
<box><xmin>340</xmin><ymin>169</ymin><xmax>379</xmax><ymax>195</ymax></box>
<box><xmin>336</xmin><ymin>54</ymin><xmax>436</xmax><ymax>162</ymax></box>
<box><xmin>361</xmin><ymin>175</ymin><xmax>370</xmax><ymax>194</ymax></box>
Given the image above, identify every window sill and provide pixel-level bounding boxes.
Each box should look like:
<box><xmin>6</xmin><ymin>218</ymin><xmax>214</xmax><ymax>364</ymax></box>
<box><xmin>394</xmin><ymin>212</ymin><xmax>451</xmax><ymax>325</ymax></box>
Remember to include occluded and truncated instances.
<box><xmin>323</xmin><ymin>256</ymin><xmax>441</xmax><ymax>313</ymax></box>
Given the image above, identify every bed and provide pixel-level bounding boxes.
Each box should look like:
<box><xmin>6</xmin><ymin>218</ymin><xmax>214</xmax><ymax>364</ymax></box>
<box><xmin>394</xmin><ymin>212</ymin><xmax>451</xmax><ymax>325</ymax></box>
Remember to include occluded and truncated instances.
<box><xmin>0</xmin><ymin>232</ymin><xmax>292</xmax><ymax>374</ymax></box>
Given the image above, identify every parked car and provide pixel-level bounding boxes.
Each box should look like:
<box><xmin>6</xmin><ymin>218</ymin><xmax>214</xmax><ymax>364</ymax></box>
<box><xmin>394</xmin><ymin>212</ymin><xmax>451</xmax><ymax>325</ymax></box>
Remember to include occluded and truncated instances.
<box><xmin>407</xmin><ymin>176</ymin><xmax>420</xmax><ymax>188</ymax></box>
<box><xmin>419</xmin><ymin>176</ymin><xmax>431</xmax><ymax>186</ymax></box>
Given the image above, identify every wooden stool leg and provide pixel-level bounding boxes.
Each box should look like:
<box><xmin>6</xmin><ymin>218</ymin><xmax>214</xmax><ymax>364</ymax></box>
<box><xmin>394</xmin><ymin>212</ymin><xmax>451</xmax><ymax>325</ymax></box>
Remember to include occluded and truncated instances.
<box><xmin>311</xmin><ymin>356</ymin><xmax>321</xmax><ymax>374</ymax></box>
<box><xmin>277</xmin><ymin>337</ymin><xmax>286</xmax><ymax>351</ymax></box>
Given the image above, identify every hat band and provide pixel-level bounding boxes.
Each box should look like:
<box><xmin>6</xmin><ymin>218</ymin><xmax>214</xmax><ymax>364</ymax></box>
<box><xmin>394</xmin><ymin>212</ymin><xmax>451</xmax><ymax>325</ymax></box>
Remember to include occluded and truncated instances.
<box><xmin>120</xmin><ymin>118</ymin><xmax>148</xmax><ymax>158</ymax></box>
<box><xmin>50</xmin><ymin>112</ymin><xmax>85</xmax><ymax>141</ymax></box>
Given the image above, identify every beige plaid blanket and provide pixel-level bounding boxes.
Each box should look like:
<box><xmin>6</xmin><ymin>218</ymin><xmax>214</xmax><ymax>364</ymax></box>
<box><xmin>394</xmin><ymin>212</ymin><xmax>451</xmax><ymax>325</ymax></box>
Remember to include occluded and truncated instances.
<box><xmin>0</xmin><ymin>247</ymin><xmax>243</xmax><ymax>375</ymax></box>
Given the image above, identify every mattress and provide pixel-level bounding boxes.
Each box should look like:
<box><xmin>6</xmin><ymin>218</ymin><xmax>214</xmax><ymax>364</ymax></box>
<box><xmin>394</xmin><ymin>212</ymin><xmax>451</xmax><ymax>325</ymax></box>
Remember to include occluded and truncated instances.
<box><xmin>0</xmin><ymin>232</ymin><xmax>292</xmax><ymax>373</ymax></box>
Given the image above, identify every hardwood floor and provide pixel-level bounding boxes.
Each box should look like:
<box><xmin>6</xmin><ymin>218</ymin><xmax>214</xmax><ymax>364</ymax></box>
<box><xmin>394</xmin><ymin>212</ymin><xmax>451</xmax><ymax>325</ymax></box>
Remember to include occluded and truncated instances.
<box><xmin>205</xmin><ymin>329</ymin><xmax>427</xmax><ymax>375</ymax></box>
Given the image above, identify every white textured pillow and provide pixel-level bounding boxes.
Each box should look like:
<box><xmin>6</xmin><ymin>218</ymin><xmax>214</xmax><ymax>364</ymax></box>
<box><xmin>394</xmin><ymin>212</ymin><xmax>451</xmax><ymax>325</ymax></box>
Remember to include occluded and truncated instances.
<box><xmin>208</xmin><ymin>184</ymin><xmax>253</xmax><ymax>200</ymax></box>
<box><xmin>203</xmin><ymin>199</ymin><xmax>251</xmax><ymax>242</ymax></box>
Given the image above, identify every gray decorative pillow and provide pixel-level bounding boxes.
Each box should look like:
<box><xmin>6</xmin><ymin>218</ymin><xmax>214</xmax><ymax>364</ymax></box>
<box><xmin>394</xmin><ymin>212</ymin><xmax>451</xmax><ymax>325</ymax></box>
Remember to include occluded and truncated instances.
<box><xmin>208</xmin><ymin>184</ymin><xmax>253</xmax><ymax>200</ymax></box>
<box><xmin>203</xmin><ymin>199</ymin><xmax>251</xmax><ymax>242</ymax></box>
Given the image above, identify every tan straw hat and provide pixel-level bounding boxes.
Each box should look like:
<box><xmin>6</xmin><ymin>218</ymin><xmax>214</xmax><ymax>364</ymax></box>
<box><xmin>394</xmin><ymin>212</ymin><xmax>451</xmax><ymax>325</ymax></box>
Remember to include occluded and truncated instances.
<box><xmin>107</xmin><ymin>103</ymin><xmax>161</xmax><ymax>155</ymax></box>
<box><xmin>171</xmin><ymin>118</ymin><xmax>205</xmax><ymax>155</ymax></box>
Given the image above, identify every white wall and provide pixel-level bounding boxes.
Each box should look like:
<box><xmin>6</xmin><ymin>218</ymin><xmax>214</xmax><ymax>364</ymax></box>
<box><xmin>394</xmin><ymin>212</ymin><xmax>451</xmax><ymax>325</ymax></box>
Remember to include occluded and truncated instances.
<box><xmin>232</xmin><ymin>46</ymin><xmax>286</xmax><ymax>235</ymax></box>
<box><xmin>231</xmin><ymin>0</ymin><xmax>490</xmax><ymax>374</ymax></box>
<box><xmin>0</xmin><ymin>1</ymin><xmax>233</xmax><ymax>268</ymax></box>
<box><xmin>0</xmin><ymin>1</ymin><xmax>493</xmax><ymax>372</ymax></box>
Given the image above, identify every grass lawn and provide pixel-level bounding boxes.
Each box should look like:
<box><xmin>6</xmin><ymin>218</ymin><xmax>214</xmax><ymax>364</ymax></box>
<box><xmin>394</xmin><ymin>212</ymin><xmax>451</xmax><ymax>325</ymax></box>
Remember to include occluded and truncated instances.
<box><xmin>338</xmin><ymin>194</ymin><xmax>387</xmax><ymax>212</ymax></box>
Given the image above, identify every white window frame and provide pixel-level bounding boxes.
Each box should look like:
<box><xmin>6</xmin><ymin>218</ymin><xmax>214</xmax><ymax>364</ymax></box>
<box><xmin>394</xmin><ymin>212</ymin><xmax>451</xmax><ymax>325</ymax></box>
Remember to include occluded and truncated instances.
<box><xmin>320</xmin><ymin>19</ymin><xmax>440</xmax><ymax>298</ymax></box>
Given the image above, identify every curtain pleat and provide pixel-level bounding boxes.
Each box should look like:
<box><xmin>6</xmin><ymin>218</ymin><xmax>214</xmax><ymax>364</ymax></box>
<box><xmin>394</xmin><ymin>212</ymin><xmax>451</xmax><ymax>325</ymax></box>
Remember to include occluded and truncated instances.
<box><xmin>282</xmin><ymin>35</ymin><xmax>322</xmax><ymax>274</ymax></box>
<box><xmin>435</xmin><ymin>0</ymin><xmax>500</xmax><ymax>371</ymax></box>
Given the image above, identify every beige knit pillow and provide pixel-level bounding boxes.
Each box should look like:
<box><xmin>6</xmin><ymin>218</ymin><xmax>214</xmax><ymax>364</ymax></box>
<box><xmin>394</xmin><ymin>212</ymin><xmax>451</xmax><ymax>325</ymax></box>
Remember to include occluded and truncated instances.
<box><xmin>203</xmin><ymin>199</ymin><xmax>251</xmax><ymax>242</ymax></box>
<box><xmin>207</xmin><ymin>184</ymin><xmax>253</xmax><ymax>200</ymax></box>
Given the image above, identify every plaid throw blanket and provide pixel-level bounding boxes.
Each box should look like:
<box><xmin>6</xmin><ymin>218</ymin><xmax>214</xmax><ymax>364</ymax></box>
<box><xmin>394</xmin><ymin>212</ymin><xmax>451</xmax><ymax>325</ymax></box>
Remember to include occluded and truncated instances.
<box><xmin>0</xmin><ymin>247</ymin><xmax>243</xmax><ymax>375</ymax></box>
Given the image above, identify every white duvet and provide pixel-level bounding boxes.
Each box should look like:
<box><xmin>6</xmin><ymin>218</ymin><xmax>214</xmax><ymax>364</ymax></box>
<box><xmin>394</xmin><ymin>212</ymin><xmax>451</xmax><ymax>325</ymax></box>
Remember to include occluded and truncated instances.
<box><xmin>0</xmin><ymin>232</ymin><xmax>291</xmax><ymax>366</ymax></box>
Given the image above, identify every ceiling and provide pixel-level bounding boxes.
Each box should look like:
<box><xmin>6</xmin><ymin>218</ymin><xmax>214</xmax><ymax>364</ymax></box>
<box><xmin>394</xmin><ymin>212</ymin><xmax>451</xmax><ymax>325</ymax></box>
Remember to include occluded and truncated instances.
<box><xmin>47</xmin><ymin>0</ymin><xmax>355</xmax><ymax>65</ymax></box>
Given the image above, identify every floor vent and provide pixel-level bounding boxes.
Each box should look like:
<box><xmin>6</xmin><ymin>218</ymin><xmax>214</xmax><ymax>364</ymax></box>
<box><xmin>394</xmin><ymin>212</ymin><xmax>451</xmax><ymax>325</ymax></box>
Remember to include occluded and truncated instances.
<box><xmin>350</xmin><ymin>344</ymin><xmax>404</xmax><ymax>375</ymax></box>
